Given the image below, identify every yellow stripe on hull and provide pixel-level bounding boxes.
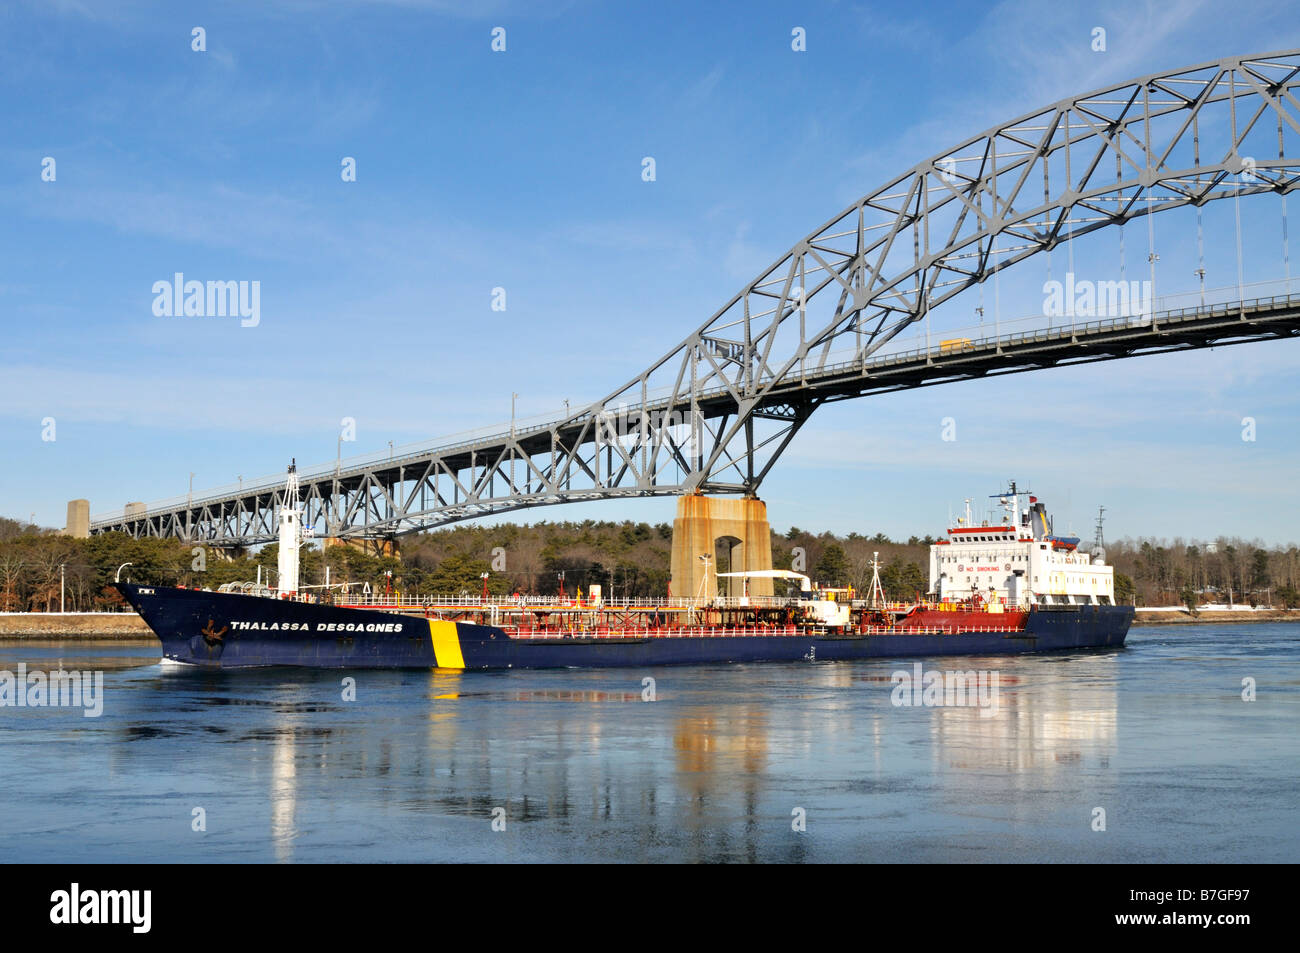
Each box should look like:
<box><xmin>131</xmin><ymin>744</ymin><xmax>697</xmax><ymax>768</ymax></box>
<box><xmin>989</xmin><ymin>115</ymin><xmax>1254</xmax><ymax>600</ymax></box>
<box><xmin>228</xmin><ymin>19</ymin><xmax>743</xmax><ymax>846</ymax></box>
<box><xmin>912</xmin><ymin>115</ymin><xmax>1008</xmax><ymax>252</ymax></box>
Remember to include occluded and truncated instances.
<box><xmin>429</xmin><ymin>620</ymin><xmax>466</xmax><ymax>669</ymax></box>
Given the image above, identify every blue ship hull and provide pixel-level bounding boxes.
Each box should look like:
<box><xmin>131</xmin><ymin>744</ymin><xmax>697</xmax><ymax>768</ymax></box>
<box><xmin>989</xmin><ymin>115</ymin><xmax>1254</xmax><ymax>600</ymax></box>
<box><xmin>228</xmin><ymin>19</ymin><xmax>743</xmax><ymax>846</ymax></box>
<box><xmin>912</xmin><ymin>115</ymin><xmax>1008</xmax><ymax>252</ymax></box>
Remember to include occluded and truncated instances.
<box><xmin>117</xmin><ymin>584</ymin><xmax>1132</xmax><ymax>670</ymax></box>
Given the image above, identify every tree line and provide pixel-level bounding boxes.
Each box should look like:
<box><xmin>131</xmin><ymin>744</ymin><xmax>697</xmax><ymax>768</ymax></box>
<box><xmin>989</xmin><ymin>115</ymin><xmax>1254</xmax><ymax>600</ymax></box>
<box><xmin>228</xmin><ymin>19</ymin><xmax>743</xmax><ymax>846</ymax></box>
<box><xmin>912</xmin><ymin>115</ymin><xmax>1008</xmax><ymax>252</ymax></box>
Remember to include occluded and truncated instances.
<box><xmin>1107</xmin><ymin>537</ymin><xmax>1300</xmax><ymax>608</ymax></box>
<box><xmin>1</xmin><ymin>513</ymin><xmax>1296</xmax><ymax>610</ymax></box>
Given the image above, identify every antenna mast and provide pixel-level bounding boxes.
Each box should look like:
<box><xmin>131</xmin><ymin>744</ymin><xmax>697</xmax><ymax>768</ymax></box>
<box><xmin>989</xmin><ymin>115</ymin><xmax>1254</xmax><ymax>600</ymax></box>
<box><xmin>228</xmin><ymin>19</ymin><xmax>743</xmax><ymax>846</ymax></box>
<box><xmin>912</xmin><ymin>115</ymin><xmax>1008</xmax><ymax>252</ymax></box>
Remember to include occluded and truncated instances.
<box><xmin>868</xmin><ymin>551</ymin><xmax>887</xmax><ymax>609</ymax></box>
<box><xmin>1091</xmin><ymin>505</ymin><xmax>1107</xmax><ymax>562</ymax></box>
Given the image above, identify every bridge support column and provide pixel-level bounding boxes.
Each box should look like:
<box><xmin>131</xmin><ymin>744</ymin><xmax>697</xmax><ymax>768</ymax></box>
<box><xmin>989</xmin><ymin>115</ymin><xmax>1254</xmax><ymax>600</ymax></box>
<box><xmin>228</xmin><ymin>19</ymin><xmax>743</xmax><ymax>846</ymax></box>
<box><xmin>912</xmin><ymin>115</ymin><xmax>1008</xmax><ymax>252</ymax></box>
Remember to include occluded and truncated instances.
<box><xmin>670</xmin><ymin>495</ymin><xmax>773</xmax><ymax>601</ymax></box>
<box><xmin>64</xmin><ymin>500</ymin><xmax>89</xmax><ymax>538</ymax></box>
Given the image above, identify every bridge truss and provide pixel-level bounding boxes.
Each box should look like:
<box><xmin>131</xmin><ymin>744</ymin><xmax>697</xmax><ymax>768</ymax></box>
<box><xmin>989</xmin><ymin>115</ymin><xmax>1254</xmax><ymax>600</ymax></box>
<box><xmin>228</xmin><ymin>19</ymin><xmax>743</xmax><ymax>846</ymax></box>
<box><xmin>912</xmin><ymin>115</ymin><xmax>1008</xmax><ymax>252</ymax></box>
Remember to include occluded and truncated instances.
<box><xmin>92</xmin><ymin>50</ymin><xmax>1300</xmax><ymax>545</ymax></box>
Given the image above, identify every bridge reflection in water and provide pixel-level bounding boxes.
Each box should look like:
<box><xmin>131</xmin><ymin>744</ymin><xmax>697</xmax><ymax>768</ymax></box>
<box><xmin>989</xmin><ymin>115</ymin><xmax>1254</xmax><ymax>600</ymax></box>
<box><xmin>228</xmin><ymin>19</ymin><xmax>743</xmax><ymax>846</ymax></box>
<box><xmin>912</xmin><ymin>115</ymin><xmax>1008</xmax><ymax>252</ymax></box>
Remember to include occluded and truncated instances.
<box><xmin>212</xmin><ymin>653</ymin><xmax>1122</xmax><ymax>862</ymax></box>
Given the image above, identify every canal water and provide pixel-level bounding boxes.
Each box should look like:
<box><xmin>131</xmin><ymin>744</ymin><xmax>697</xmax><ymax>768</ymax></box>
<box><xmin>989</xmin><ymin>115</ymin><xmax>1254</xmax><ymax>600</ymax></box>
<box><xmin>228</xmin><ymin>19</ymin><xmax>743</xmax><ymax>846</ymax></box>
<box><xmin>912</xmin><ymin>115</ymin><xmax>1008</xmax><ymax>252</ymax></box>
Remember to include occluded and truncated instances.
<box><xmin>0</xmin><ymin>625</ymin><xmax>1295</xmax><ymax>863</ymax></box>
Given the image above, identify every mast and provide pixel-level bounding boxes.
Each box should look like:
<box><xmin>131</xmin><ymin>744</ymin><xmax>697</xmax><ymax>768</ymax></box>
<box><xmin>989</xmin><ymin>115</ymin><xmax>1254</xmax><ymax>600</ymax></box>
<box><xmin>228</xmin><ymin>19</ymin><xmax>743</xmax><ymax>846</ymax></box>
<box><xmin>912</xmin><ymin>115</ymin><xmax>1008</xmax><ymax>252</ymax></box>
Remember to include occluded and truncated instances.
<box><xmin>868</xmin><ymin>551</ymin><xmax>887</xmax><ymax>609</ymax></box>
<box><xmin>1091</xmin><ymin>505</ymin><xmax>1107</xmax><ymax>563</ymax></box>
<box><xmin>277</xmin><ymin>459</ymin><xmax>302</xmax><ymax>597</ymax></box>
<box><xmin>991</xmin><ymin>480</ymin><xmax>1020</xmax><ymax>529</ymax></box>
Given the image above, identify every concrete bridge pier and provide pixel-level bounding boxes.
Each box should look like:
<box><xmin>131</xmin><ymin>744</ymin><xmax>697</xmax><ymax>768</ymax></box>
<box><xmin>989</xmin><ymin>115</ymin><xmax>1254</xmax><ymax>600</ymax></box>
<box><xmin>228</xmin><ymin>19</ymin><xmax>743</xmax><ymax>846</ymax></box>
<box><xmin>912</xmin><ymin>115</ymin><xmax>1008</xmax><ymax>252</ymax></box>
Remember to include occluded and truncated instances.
<box><xmin>64</xmin><ymin>500</ymin><xmax>89</xmax><ymax>538</ymax></box>
<box><xmin>670</xmin><ymin>495</ymin><xmax>773</xmax><ymax>601</ymax></box>
<box><xmin>324</xmin><ymin>536</ymin><xmax>399</xmax><ymax>559</ymax></box>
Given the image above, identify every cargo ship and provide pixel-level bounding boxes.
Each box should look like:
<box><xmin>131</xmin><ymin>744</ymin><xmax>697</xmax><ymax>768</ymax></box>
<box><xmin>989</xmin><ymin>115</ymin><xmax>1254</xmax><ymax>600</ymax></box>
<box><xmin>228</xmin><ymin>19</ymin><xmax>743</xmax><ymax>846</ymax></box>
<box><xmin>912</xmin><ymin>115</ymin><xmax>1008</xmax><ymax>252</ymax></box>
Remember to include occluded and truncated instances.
<box><xmin>116</xmin><ymin>468</ymin><xmax>1132</xmax><ymax>669</ymax></box>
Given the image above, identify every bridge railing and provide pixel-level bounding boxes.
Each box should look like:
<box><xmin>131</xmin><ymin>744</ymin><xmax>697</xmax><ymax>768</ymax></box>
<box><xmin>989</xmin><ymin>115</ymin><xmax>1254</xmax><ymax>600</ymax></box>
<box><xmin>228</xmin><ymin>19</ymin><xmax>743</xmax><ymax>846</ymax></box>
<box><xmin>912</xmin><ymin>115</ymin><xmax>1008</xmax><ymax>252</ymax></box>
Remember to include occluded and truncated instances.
<box><xmin>802</xmin><ymin>292</ymin><xmax>1300</xmax><ymax>384</ymax></box>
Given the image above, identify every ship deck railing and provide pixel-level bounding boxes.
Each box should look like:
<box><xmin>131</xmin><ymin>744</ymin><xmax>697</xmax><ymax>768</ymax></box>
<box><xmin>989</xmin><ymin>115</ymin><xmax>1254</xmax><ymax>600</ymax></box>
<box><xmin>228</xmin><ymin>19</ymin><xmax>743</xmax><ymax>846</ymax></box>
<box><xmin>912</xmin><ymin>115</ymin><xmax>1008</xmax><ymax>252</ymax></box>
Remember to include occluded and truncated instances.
<box><xmin>862</xmin><ymin>625</ymin><xmax>1021</xmax><ymax>635</ymax></box>
<box><xmin>229</xmin><ymin>588</ymin><xmax>1034</xmax><ymax>617</ymax></box>
<box><xmin>321</xmin><ymin>594</ymin><xmax>997</xmax><ymax>611</ymax></box>
<box><xmin>501</xmin><ymin>624</ymin><xmax>1023</xmax><ymax>639</ymax></box>
<box><xmin>329</xmin><ymin>594</ymin><xmax>716</xmax><ymax>610</ymax></box>
<box><xmin>506</xmin><ymin>625</ymin><xmax>811</xmax><ymax>639</ymax></box>
<box><xmin>328</xmin><ymin>594</ymin><xmax>853</xmax><ymax>611</ymax></box>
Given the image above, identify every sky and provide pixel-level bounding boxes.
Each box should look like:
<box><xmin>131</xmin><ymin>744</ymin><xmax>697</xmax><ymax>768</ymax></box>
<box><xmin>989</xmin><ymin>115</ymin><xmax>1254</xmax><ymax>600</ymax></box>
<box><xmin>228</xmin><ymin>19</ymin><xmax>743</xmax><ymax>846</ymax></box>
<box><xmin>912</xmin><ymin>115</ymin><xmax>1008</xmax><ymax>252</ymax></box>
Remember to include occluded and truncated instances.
<box><xmin>2</xmin><ymin>0</ymin><xmax>1299</xmax><ymax>545</ymax></box>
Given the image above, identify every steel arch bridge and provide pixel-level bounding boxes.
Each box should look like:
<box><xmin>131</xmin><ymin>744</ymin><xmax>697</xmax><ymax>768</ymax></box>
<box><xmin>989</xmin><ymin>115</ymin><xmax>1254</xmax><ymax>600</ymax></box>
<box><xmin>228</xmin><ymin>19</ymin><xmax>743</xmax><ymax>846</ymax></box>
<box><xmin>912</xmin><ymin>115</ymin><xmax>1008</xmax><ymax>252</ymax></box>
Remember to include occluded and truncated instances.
<box><xmin>92</xmin><ymin>49</ymin><xmax>1300</xmax><ymax>545</ymax></box>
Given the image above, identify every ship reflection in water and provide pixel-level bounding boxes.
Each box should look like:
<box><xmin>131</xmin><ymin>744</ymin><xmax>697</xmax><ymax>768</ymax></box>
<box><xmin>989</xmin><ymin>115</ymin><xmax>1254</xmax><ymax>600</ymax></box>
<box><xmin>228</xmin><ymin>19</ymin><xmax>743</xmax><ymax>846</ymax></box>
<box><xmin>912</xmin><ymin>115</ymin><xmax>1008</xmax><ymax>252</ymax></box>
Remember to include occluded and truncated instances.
<box><xmin>0</xmin><ymin>625</ymin><xmax>1296</xmax><ymax>863</ymax></box>
<box><xmin>270</xmin><ymin>717</ymin><xmax>297</xmax><ymax>863</ymax></box>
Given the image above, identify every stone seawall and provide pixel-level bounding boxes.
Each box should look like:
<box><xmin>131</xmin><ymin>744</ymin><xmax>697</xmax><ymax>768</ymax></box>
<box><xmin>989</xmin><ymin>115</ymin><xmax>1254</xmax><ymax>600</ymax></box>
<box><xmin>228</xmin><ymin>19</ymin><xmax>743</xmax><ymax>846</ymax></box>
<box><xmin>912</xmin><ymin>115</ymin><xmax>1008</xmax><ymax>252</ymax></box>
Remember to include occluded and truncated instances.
<box><xmin>1132</xmin><ymin>609</ymin><xmax>1300</xmax><ymax>626</ymax></box>
<box><xmin>0</xmin><ymin>613</ymin><xmax>152</xmax><ymax>639</ymax></box>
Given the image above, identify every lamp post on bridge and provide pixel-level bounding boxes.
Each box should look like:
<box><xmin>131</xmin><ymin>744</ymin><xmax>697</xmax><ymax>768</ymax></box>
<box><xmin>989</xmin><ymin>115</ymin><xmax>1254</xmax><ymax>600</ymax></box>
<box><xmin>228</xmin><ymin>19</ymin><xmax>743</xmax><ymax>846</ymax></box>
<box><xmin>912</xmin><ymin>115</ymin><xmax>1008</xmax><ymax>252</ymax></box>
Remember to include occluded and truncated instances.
<box><xmin>1148</xmin><ymin>251</ymin><xmax>1160</xmax><ymax>319</ymax></box>
<box><xmin>510</xmin><ymin>392</ymin><xmax>519</xmax><ymax>488</ymax></box>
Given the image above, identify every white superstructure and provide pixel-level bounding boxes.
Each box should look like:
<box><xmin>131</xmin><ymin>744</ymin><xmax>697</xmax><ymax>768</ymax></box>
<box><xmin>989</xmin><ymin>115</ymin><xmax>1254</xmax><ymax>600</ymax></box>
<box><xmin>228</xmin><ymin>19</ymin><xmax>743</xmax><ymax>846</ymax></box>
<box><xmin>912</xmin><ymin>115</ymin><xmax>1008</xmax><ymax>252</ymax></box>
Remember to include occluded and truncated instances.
<box><xmin>928</xmin><ymin>484</ymin><xmax>1116</xmax><ymax>608</ymax></box>
<box><xmin>277</xmin><ymin>461</ymin><xmax>303</xmax><ymax>598</ymax></box>
<box><xmin>714</xmin><ymin>569</ymin><xmax>853</xmax><ymax>626</ymax></box>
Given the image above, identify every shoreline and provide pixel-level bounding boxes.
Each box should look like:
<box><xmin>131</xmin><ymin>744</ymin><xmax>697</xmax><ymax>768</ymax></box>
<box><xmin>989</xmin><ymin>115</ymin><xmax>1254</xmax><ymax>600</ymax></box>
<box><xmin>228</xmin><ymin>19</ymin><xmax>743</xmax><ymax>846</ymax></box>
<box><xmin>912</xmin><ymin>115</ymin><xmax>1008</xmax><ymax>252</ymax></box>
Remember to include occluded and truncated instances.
<box><xmin>0</xmin><ymin>612</ymin><xmax>151</xmax><ymax>639</ymax></box>
<box><xmin>1130</xmin><ymin>609</ymin><xmax>1300</xmax><ymax>626</ymax></box>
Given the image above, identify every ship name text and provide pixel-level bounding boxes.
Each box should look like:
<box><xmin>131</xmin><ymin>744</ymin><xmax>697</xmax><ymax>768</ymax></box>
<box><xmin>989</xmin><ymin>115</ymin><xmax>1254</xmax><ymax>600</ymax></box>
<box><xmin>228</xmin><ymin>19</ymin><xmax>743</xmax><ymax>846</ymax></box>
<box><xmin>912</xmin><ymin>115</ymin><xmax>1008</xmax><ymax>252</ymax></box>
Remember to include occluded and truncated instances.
<box><xmin>230</xmin><ymin>621</ymin><xmax>407</xmax><ymax>633</ymax></box>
